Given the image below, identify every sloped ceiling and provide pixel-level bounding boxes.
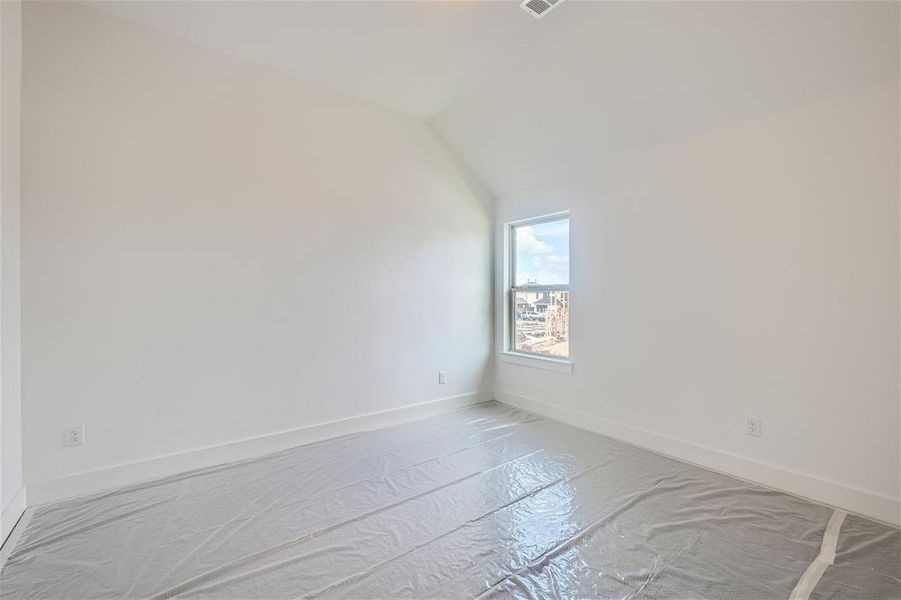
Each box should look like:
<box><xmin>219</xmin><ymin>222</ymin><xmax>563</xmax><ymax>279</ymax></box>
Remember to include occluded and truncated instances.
<box><xmin>431</xmin><ymin>1</ymin><xmax>899</xmax><ymax>196</ymax></box>
<box><xmin>86</xmin><ymin>1</ymin><xmax>899</xmax><ymax>196</ymax></box>
<box><xmin>86</xmin><ymin>0</ymin><xmax>568</xmax><ymax>118</ymax></box>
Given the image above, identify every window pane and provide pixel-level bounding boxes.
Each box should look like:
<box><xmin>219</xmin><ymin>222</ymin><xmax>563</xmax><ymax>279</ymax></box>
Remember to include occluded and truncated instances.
<box><xmin>513</xmin><ymin>290</ymin><xmax>569</xmax><ymax>358</ymax></box>
<box><xmin>514</xmin><ymin>218</ymin><xmax>569</xmax><ymax>287</ymax></box>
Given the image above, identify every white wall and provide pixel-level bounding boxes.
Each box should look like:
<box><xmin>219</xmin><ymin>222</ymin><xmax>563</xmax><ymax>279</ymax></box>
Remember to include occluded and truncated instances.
<box><xmin>1</xmin><ymin>0</ymin><xmax>25</xmax><ymax>542</ymax></box>
<box><xmin>488</xmin><ymin>82</ymin><xmax>900</xmax><ymax>523</ymax></box>
<box><xmin>14</xmin><ymin>0</ymin><xmax>899</xmax><ymax>528</ymax></box>
<box><xmin>21</xmin><ymin>2</ymin><xmax>492</xmax><ymax>492</ymax></box>
<box><xmin>423</xmin><ymin>0</ymin><xmax>900</xmax><ymax>525</ymax></box>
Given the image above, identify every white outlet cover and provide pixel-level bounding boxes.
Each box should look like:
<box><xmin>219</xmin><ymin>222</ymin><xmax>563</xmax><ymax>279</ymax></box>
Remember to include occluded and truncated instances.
<box><xmin>746</xmin><ymin>417</ymin><xmax>762</xmax><ymax>437</ymax></box>
<box><xmin>64</xmin><ymin>425</ymin><xmax>85</xmax><ymax>447</ymax></box>
<box><xmin>438</xmin><ymin>371</ymin><xmax>447</xmax><ymax>385</ymax></box>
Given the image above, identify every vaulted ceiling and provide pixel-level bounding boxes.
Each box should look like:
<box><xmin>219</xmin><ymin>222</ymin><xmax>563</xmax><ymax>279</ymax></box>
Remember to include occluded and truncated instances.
<box><xmin>87</xmin><ymin>1</ymin><xmax>900</xmax><ymax>196</ymax></box>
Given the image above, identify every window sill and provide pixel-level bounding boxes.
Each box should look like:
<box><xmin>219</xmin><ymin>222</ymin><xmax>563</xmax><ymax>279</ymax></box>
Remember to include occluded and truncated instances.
<box><xmin>498</xmin><ymin>351</ymin><xmax>573</xmax><ymax>374</ymax></box>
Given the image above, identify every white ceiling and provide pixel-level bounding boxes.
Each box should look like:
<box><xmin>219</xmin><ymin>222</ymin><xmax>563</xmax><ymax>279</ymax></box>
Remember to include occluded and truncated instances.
<box><xmin>87</xmin><ymin>1</ymin><xmax>899</xmax><ymax>196</ymax></box>
<box><xmin>431</xmin><ymin>1</ymin><xmax>900</xmax><ymax>195</ymax></box>
<box><xmin>87</xmin><ymin>0</ymin><xmax>574</xmax><ymax>118</ymax></box>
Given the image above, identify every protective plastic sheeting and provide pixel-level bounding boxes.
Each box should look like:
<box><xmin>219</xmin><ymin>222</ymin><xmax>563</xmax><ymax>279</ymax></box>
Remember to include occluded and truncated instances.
<box><xmin>1</xmin><ymin>402</ymin><xmax>898</xmax><ymax>599</ymax></box>
<box><xmin>811</xmin><ymin>514</ymin><xmax>901</xmax><ymax>599</ymax></box>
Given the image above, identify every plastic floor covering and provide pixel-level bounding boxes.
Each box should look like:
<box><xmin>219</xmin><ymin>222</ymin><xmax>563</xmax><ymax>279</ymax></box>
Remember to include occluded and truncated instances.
<box><xmin>1</xmin><ymin>401</ymin><xmax>898</xmax><ymax>599</ymax></box>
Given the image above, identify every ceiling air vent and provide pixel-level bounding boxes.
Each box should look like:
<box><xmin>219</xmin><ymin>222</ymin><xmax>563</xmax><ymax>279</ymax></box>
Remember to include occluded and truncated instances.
<box><xmin>520</xmin><ymin>0</ymin><xmax>564</xmax><ymax>19</ymax></box>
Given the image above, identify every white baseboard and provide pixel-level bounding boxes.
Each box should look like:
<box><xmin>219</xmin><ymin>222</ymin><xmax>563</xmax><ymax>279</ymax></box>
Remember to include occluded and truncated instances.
<box><xmin>1</xmin><ymin>485</ymin><xmax>26</xmax><ymax>545</ymax></box>
<box><xmin>495</xmin><ymin>390</ymin><xmax>900</xmax><ymax>527</ymax></box>
<box><xmin>22</xmin><ymin>389</ymin><xmax>901</xmax><ymax>528</ymax></box>
<box><xmin>27</xmin><ymin>391</ymin><xmax>492</xmax><ymax>507</ymax></box>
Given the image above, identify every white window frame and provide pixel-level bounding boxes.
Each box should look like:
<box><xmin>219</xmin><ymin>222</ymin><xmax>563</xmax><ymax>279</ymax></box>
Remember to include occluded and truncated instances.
<box><xmin>501</xmin><ymin>211</ymin><xmax>572</xmax><ymax>373</ymax></box>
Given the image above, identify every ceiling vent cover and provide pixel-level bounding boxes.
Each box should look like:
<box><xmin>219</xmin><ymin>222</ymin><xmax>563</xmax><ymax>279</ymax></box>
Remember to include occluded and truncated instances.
<box><xmin>520</xmin><ymin>0</ymin><xmax>564</xmax><ymax>19</ymax></box>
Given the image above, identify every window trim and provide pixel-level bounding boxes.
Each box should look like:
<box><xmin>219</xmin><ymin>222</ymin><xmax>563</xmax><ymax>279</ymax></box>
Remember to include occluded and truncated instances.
<box><xmin>504</xmin><ymin>211</ymin><xmax>571</xmax><ymax>366</ymax></box>
<box><xmin>499</xmin><ymin>350</ymin><xmax>573</xmax><ymax>373</ymax></box>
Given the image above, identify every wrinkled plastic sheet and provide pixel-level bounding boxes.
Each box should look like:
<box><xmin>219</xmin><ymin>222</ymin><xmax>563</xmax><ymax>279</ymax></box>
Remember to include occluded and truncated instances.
<box><xmin>1</xmin><ymin>401</ymin><xmax>898</xmax><ymax>599</ymax></box>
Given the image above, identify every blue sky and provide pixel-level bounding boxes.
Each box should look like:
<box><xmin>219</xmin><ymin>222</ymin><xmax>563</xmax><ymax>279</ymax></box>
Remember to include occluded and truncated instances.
<box><xmin>515</xmin><ymin>218</ymin><xmax>569</xmax><ymax>286</ymax></box>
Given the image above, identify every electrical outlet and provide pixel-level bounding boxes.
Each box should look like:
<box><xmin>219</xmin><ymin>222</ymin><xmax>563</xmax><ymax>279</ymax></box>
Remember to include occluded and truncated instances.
<box><xmin>64</xmin><ymin>425</ymin><xmax>85</xmax><ymax>447</ymax></box>
<box><xmin>438</xmin><ymin>371</ymin><xmax>447</xmax><ymax>385</ymax></box>
<box><xmin>746</xmin><ymin>417</ymin><xmax>762</xmax><ymax>437</ymax></box>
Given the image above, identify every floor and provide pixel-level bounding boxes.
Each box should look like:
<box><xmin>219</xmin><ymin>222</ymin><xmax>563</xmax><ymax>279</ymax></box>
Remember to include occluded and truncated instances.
<box><xmin>1</xmin><ymin>402</ymin><xmax>898</xmax><ymax>599</ymax></box>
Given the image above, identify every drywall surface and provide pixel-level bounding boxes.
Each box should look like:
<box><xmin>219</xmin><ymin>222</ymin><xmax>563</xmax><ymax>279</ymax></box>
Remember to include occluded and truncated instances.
<box><xmin>489</xmin><ymin>81</ymin><xmax>900</xmax><ymax>521</ymax></box>
<box><xmin>1</xmin><ymin>0</ymin><xmax>25</xmax><ymax>541</ymax></box>
<box><xmin>86</xmin><ymin>1</ymin><xmax>898</xmax><ymax>128</ymax></box>
<box><xmin>424</xmin><ymin>0</ymin><xmax>899</xmax><ymax>522</ymax></box>
<box><xmin>431</xmin><ymin>1</ymin><xmax>900</xmax><ymax>198</ymax></box>
<box><xmin>21</xmin><ymin>2</ymin><xmax>492</xmax><ymax>488</ymax></box>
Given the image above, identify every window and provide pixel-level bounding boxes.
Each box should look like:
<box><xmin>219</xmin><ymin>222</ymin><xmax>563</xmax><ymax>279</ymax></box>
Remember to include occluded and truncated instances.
<box><xmin>508</xmin><ymin>214</ymin><xmax>569</xmax><ymax>360</ymax></box>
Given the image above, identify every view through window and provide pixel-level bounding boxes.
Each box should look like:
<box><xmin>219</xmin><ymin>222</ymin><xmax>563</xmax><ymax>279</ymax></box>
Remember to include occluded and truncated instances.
<box><xmin>510</xmin><ymin>216</ymin><xmax>569</xmax><ymax>358</ymax></box>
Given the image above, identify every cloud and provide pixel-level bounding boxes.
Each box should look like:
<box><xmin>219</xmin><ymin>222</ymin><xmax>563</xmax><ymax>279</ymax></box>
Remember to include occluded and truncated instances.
<box><xmin>514</xmin><ymin>221</ymin><xmax>569</xmax><ymax>285</ymax></box>
<box><xmin>516</xmin><ymin>226</ymin><xmax>553</xmax><ymax>254</ymax></box>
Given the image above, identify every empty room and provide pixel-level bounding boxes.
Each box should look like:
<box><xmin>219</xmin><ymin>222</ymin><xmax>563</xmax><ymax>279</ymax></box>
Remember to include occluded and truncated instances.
<box><xmin>0</xmin><ymin>0</ymin><xmax>899</xmax><ymax>598</ymax></box>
